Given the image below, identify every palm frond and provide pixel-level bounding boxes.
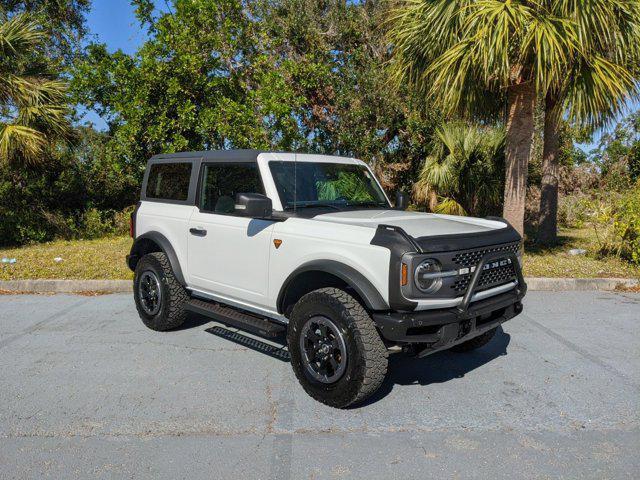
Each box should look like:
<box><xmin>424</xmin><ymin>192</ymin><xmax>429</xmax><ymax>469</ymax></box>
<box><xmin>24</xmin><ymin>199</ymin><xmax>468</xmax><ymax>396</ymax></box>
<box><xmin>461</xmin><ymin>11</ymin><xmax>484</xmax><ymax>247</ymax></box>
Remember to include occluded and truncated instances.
<box><xmin>420</xmin><ymin>156</ymin><xmax>457</xmax><ymax>190</ymax></box>
<box><xmin>0</xmin><ymin>13</ymin><xmax>46</xmax><ymax>56</ymax></box>
<box><xmin>0</xmin><ymin>123</ymin><xmax>47</xmax><ymax>164</ymax></box>
<box><xmin>521</xmin><ymin>13</ymin><xmax>578</xmax><ymax>92</ymax></box>
<box><xmin>465</xmin><ymin>0</ymin><xmax>531</xmax><ymax>78</ymax></box>
<box><xmin>388</xmin><ymin>0</ymin><xmax>640</xmax><ymax>126</ymax></box>
<box><xmin>566</xmin><ymin>55</ymin><xmax>639</xmax><ymax>129</ymax></box>
<box><xmin>0</xmin><ymin>13</ymin><xmax>72</xmax><ymax>165</ymax></box>
<box><xmin>433</xmin><ymin>197</ymin><xmax>467</xmax><ymax>216</ymax></box>
<box><xmin>413</xmin><ymin>121</ymin><xmax>504</xmax><ymax>215</ymax></box>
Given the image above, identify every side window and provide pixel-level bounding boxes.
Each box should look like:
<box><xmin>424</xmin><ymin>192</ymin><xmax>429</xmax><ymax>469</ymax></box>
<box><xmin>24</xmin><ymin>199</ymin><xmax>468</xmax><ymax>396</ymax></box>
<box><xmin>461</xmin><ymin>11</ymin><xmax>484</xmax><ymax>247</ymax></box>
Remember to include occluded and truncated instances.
<box><xmin>146</xmin><ymin>162</ymin><xmax>192</xmax><ymax>201</ymax></box>
<box><xmin>199</xmin><ymin>163</ymin><xmax>263</xmax><ymax>214</ymax></box>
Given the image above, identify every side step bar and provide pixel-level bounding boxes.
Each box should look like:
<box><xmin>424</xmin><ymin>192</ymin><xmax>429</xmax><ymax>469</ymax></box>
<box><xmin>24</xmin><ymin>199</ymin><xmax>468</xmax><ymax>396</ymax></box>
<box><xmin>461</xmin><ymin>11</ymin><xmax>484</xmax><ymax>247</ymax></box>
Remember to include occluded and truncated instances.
<box><xmin>186</xmin><ymin>298</ymin><xmax>286</xmax><ymax>338</ymax></box>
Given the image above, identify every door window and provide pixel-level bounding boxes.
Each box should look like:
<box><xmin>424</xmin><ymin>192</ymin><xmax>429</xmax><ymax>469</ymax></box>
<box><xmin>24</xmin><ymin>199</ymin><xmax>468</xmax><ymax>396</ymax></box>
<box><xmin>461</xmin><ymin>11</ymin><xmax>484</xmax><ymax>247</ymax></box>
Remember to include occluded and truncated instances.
<box><xmin>199</xmin><ymin>163</ymin><xmax>263</xmax><ymax>214</ymax></box>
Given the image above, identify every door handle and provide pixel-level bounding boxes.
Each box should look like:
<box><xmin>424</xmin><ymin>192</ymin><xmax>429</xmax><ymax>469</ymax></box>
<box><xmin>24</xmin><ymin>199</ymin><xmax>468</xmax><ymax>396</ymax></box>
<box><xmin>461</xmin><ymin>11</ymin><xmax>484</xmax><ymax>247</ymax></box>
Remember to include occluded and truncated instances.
<box><xmin>189</xmin><ymin>227</ymin><xmax>207</xmax><ymax>237</ymax></box>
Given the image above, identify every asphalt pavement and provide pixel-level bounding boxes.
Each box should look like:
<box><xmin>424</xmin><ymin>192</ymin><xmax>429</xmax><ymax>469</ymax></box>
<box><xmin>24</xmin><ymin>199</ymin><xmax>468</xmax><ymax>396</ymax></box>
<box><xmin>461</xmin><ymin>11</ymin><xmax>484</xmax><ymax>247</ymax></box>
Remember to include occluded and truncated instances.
<box><xmin>0</xmin><ymin>291</ymin><xmax>638</xmax><ymax>479</ymax></box>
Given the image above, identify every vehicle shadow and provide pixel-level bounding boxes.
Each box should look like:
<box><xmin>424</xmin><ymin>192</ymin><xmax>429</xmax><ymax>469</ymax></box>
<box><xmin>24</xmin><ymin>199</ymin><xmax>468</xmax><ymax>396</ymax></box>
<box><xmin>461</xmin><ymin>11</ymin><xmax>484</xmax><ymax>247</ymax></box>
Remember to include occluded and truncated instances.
<box><xmin>194</xmin><ymin>314</ymin><xmax>510</xmax><ymax>407</ymax></box>
<box><xmin>357</xmin><ymin>327</ymin><xmax>511</xmax><ymax>407</ymax></box>
<box><xmin>171</xmin><ymin>313</ymin><xmax>212</xmax><ymax>331</ymax></box>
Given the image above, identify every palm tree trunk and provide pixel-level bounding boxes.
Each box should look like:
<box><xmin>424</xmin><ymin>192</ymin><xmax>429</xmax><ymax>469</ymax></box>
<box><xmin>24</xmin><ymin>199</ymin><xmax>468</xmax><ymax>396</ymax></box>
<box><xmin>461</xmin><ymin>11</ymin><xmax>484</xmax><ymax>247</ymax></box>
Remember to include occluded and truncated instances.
<box><xmin>503</xmin><ymin>81</ymin><xmax>536</xmax><ymax>236</ymax></box>
<box><xmin>537</xmin><ymin>95</ymin><xmax>561</xmax><ymax>245</ymax></box>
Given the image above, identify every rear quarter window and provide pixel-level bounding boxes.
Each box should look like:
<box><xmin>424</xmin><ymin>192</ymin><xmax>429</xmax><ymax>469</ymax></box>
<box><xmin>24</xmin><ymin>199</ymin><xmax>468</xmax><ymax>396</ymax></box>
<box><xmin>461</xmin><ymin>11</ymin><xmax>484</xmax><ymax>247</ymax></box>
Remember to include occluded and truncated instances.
<box><xmin>146</xmin><ymin>162</ymin><xmax>192</xmax><ymax>201</ymax></box>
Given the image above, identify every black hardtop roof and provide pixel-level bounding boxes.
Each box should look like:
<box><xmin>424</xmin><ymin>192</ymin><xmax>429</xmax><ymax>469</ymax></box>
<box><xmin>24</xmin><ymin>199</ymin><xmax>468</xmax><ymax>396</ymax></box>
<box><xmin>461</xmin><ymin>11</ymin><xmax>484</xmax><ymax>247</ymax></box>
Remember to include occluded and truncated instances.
<box><xmin>150</xmin><ymin>149</ymin><xmax>269</xmax><ymax>162</ymax></box>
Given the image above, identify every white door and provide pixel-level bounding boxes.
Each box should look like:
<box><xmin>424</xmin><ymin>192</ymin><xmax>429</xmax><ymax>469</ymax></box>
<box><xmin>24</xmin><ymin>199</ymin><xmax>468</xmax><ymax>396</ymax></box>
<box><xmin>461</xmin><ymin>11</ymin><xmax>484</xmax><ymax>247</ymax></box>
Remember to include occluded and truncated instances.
<box><xmin>187</xmin><ymin>161</ymin><xmax>274</xmax><ymax>308</ymax></box>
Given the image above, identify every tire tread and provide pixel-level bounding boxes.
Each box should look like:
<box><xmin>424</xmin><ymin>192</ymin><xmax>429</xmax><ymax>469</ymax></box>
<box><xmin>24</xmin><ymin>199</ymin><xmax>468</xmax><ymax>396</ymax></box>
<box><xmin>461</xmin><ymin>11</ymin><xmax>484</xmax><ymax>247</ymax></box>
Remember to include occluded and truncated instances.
<box><xmin>288</xmin><ymin>287</ymin><xmax>388</xmax><ymax>408</ymax></box>
<box><xmin>134</xmin><ymin>252</ymin><xmax>188</xmax><ymax>331</ymax></box>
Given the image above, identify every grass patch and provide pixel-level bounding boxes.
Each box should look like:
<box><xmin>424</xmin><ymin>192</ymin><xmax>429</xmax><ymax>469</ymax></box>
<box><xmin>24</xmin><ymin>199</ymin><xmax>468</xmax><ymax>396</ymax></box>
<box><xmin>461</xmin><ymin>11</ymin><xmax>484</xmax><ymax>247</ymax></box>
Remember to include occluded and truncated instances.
<box><xmin>0</xmin><ymin>227</ymin><xmax>638</xmax><ymax>280</ymax></box>
<box><xmin>523</xmin><ymin>227</ymin><xmax>640</xmax><ymax>279</ymax></box>
<box><xmin>0</xmin><ymin>236</ymin><xmax>133</xmax><ymax>280</ymax></box>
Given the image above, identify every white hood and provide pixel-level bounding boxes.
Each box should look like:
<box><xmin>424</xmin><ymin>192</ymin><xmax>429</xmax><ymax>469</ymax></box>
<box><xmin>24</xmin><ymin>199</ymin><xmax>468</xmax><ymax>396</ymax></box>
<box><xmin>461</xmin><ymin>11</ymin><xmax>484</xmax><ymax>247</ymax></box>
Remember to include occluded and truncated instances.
<box><xmin>313</xmin><ymin>210</ymin><xmax>507</xmax><ymax>238</ymax></box>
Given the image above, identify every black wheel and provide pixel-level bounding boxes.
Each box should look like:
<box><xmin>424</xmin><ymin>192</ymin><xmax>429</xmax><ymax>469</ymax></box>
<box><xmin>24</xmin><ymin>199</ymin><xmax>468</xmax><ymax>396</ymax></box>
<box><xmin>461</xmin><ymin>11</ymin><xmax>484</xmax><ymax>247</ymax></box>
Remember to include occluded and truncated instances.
<box><xmin>133</xmin><ymin>252</ymin><xmax>188</xmax><ymax>331</ymax></box>
<box><xmin>449</xmin><ymin>327</ymin><xmax>497</xmax><ymax>352</ymax></box>
<box><xmin>287</xmin><ymin>287</ymin><xmax>388</xmax><ymax>408</ymax></box>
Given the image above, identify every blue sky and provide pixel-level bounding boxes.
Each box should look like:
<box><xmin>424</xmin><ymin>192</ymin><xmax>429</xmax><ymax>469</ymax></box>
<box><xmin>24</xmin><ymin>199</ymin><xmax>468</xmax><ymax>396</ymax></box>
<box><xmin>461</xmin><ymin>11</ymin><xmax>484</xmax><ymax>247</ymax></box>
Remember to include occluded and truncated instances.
<box><xmin>82</xmin><ymin>0</ymin><xmax>635</xmax><ymax>151</ymax></box>
<box><xmin>84</xmin><ymin>0</ymin><xmax>150</xmax><ymax>55</ymax></box>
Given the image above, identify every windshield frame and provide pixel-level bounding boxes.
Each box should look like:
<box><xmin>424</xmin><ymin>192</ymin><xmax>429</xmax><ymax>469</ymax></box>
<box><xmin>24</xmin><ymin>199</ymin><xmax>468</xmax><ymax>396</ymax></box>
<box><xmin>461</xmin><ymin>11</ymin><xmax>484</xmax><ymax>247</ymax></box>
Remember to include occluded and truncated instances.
<box><xmin>267</xmin><ymin>159</ymin><xmax>392</xmax><ymax>212</ymax></box>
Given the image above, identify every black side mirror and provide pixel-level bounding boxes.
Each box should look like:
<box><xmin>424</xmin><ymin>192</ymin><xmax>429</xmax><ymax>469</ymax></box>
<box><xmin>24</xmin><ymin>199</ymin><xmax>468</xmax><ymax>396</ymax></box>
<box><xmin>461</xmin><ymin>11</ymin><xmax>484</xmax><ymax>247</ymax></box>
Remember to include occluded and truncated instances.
<box><xmin>235</xmin><ymin>193</ymin><xmax>273</xmax><ymax>218</ymax></box>
<box><xmin>395</xmin><ymin>191</ymin><xmax>409</xmax><ymax>210</ymax></box>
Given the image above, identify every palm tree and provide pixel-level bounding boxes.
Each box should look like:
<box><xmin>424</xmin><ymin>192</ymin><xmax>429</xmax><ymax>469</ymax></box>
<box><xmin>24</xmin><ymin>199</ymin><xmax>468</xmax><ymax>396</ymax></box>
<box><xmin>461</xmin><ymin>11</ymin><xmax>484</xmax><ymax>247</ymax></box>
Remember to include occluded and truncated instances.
<box><xmin>537</xmin><ymin>2</ymin><xmax>640</xmax><ymax>245</ymax></box>
<box><xmin>413</xmin><ymin>122</ymin><xmax>505</xmax><ymax>216</ymax></box>
<box><xmin>0</xmin><ymin>13</ymin><xmax>71</xmax><ymax>166</ymax></box>
<box><xmin>389</xmin><ymin>0</ymin><xmax>640</xmax><ymax>236</ymax></box>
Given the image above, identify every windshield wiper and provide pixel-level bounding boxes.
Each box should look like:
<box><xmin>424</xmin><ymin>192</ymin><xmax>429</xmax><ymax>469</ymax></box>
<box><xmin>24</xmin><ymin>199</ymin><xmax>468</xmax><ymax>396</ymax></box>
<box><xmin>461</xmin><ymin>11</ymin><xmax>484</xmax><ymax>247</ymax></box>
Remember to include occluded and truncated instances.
<box><xmin>285</xmin><ymin>203</ymin><xmax>343</xmax><ymax>211</ymax></box>
<box><xmin>347</xmin><ymin>201</ymin><xmax>389</xmax><ymax>208</ymax></box>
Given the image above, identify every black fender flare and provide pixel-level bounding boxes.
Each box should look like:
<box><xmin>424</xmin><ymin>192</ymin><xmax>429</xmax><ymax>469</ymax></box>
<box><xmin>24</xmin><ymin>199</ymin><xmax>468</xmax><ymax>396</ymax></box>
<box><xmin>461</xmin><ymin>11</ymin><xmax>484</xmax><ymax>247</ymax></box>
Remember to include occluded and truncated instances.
<box><xmin>277</xmin><ymin>260</ymin><xmax>389</xmax><ymax>313</ymax></box>
<box><xmin>128</xmin><ymin>231</ymin><xmax>186</xmax><ymax>286</ymax></box>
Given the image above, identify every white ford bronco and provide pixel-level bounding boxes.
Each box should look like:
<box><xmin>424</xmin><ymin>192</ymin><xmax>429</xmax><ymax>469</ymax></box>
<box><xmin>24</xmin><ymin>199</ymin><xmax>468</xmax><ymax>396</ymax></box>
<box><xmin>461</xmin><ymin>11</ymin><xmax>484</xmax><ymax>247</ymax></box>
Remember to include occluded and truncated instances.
<box><xmin>128</xmin><ymin>150</ymin><xmax>526</xmax><ymax>407</ymax></box>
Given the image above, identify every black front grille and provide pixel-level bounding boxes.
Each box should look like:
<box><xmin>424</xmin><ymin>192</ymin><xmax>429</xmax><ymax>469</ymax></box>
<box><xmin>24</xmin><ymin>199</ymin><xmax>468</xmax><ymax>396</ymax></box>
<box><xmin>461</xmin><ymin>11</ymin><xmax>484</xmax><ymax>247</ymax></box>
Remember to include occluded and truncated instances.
<box><xmin>451</xmin><ymin>242</ymin><xmax>520</xmax><ymax>268</ymax></box>
<box><xmin>450</xmin><ymin>242</ymin><xmax>520</xmax><ymax>293</ymax></box>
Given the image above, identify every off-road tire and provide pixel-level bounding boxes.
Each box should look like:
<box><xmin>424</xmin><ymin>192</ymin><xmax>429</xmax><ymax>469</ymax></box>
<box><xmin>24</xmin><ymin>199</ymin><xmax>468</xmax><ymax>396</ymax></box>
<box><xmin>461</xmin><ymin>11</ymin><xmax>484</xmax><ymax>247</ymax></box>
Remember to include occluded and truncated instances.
<box><xmin>134</xmin><ymin>252</ymin><xmax>188</xmax><ymax>331</ymax></box>
<box><xmin>449</xmin><ymin>327</ymin><xmax>497</xmax><ymax>352</ymax></box>
<box><xmin>287</xmin><ymin>287</ymin><xmax>388</xmax><ymax>408</ymax></box>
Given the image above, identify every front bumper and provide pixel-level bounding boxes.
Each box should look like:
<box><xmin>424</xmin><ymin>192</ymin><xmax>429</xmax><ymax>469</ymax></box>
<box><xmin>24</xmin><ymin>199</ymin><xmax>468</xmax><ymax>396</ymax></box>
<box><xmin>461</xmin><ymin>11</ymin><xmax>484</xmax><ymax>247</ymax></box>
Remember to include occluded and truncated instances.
<box><xmin>373</xmin><ymin>251</ymin><xmax>526</xmax><ymax>357</ymax></box>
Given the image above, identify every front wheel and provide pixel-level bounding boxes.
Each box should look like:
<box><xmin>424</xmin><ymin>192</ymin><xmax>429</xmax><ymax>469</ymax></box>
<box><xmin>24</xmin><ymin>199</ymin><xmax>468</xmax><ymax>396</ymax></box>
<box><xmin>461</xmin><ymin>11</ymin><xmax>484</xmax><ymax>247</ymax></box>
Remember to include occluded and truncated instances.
<box><xmin>287</xmin><ymin>288</ymin><xmax>388</xmax><ymax>408</ymax></box>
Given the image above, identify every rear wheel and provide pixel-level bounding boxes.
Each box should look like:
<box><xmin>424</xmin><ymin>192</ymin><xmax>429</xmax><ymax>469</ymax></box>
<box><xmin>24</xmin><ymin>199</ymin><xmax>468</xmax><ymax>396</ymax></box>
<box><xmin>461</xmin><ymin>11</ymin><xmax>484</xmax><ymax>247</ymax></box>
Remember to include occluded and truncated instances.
<box><xmin>449</xmin><ymin>327</ymin><xmax>497</xmax><ymax>352</ymax></box>
<box><xmin>287</xmin><ymin>288</ymin><xmax>388</xmax><ymax>408</ymax></box>
<box><xmin>134</xmin><ymin>252</ymin><xmax>188</xmax><ymax>331</ymax></box>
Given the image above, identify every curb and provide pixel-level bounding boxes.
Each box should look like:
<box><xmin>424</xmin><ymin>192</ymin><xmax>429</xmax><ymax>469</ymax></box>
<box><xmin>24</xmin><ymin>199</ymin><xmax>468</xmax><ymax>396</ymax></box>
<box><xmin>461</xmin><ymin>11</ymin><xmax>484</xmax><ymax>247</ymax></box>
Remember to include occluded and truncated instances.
<box><xmin>0</xmin><ymin>277</ymin><xmax>638</xmax><ymax>294</ymax></box>
<box><xmin>0</xmin><ymin>279</ymin><xmax>131</xmax><ymax>294</ymax></box>
<box><xmin>524</xmin><ymin>277</ymin><xmax>639</xmax><ymax>291</ymax></box>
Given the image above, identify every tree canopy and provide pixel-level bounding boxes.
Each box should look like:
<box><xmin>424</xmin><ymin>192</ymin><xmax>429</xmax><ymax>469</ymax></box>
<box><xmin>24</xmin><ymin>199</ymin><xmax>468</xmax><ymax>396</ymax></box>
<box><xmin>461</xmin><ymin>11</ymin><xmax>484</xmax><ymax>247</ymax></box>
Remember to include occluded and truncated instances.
<box><xmin>73</xmin><ymin>0</ymin><xmax>441</xmax><ymax>189</ymax></box>
<box><xmin>1</xmin><ymin>0</ymin><xmax>90</xmax><ymax>62</ymax></box>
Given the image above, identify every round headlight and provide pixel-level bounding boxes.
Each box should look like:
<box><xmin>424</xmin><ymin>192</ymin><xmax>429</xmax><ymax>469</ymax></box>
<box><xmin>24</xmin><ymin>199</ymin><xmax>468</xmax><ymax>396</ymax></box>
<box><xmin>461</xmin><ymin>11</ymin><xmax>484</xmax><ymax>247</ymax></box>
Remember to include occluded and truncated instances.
<box><xmin>414</xmin><ymin>259</ymin><xmax>443</xmax><ymax>293</ymax></box>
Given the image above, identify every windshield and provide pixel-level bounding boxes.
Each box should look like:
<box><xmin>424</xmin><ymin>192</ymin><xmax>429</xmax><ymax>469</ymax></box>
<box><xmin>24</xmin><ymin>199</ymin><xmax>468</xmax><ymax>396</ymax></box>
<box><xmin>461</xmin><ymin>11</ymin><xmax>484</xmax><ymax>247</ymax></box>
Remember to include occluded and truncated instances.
<box><xmin>269</xmin><ymin>161</ymin><xmax>390</xmax><ymax>210</ymax></box>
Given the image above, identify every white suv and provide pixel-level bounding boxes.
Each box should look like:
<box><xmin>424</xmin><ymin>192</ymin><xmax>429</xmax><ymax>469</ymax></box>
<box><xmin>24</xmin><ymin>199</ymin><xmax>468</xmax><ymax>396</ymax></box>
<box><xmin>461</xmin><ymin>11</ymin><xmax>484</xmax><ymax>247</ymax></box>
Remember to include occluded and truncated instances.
<box><xmin>128</xmin><ymin>150</ymin><xmax>526</xmax><ymax>407</ymax></box>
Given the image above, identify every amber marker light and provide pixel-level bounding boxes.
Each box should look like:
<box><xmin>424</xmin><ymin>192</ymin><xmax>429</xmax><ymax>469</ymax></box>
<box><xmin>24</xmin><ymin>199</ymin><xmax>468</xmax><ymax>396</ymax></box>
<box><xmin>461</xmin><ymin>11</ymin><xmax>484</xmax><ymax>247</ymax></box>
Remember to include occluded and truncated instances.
<box><xmin>273</xmin><ymin>239</ymin><xmax>283</xmax><ymax>249</ymax></box>
<box><xmin>401</xmin><ymin>263</ymin><xmax>408</xmax><ymax>286</ymax></box>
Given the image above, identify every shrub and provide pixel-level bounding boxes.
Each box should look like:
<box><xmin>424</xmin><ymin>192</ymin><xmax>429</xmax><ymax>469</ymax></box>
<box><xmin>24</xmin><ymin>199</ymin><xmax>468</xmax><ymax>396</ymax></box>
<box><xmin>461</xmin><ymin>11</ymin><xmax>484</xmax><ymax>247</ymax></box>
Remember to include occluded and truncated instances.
<box><xmin>114</xmin><ymin>206</ymin><xmax>135</xmax><ymax>236</ymax></box>
<box><xmin>80</xmin><ymin>206</ymin><xmax>135</xmax><ymax>239</ymax></box>
<box><xmin>81</xmin><ymin>208</ymin><xmax>115</xmax><ymax>239</ymax></box>
<box><xmin>558</xmin><ymin>193</ymin><xmax>594</xmax><ymax>229</ymax></box>
<box><xmin>0</xmin><ymin>127</ymin><xmax>139</xmax><ymax>247</ymax></box>
<box><xmin>589</xmin><ymin>184</ymin><xmax>640</xmax><ymax>265</ymax></box>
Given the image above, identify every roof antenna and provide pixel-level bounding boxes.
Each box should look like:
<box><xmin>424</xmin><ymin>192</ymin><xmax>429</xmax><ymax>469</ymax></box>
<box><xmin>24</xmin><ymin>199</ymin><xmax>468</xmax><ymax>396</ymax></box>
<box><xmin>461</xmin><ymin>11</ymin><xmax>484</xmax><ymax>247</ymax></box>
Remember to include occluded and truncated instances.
<box><xmin>293</xmin><ymin>153</ymin><xmax>297</xmax><ymax>214</ymax></box>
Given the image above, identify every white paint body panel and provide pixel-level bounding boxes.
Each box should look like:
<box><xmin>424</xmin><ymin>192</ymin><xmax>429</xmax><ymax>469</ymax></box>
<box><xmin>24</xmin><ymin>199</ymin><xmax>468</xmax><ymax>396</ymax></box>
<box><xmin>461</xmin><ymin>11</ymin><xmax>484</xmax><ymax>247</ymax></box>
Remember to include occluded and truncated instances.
<box><xmin>135</xmin><ymin>202</ymin><xmax>194</xmax><ymax>276</ymax></box>
<box><xmin>313</xmin><ymin>210</ymin><xmax>507</xmax><ymax>238</ymax></box>
<box><xmin>268</xmin><ymin>218</ymin><xmax>391</xmax><ymax>306</ymax></box>
<box><xmin>187</xmin><ymin>213</ymin><xmax>275</xmax><ymax>309</ymax></box>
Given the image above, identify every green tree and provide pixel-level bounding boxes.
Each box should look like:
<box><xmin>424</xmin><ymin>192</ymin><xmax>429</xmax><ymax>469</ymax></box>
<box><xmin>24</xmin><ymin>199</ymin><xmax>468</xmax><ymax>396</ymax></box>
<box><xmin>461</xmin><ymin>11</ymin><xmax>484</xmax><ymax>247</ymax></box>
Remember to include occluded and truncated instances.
<box><xmin>590</xmin><ymin>111</ymin><xmax>640</xmax><ymax>188</ymax></box>
<box><xmin>413</xmin><ymin>122</ymin><xmax>505</xmax><ymax>216</ymax></box>
<box><xmin>1</xmin><ymin>0</ymin><xmax>90</xmax><ymax>62</ymax></box>
<box><xmin>538</xmin><ymin>2</ymin><xmax>640</xmax><ymax>245</ymax></box>
<box><xmin>74</xmin><ymin>0</ymin><xmax>311</xmax><ymax>174</ymax></box>
<box><xmin>0</xmin><ymin>12</ymin><xmax>72</xmax><ymax>166</ymax></box>
<box><xmin>389</xmin><ymin>0</ymin><xmax>640</xmax><ymax>236</ymax></box>
<box><xmin>74</xmin><ymin>0</ymin><xmax>441</xmax><ymax>189</ymax></box>
<box><xmin>254</xmin><ymin>0</ymin><xmax>441</xmax><ymax>191</ymax></box>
